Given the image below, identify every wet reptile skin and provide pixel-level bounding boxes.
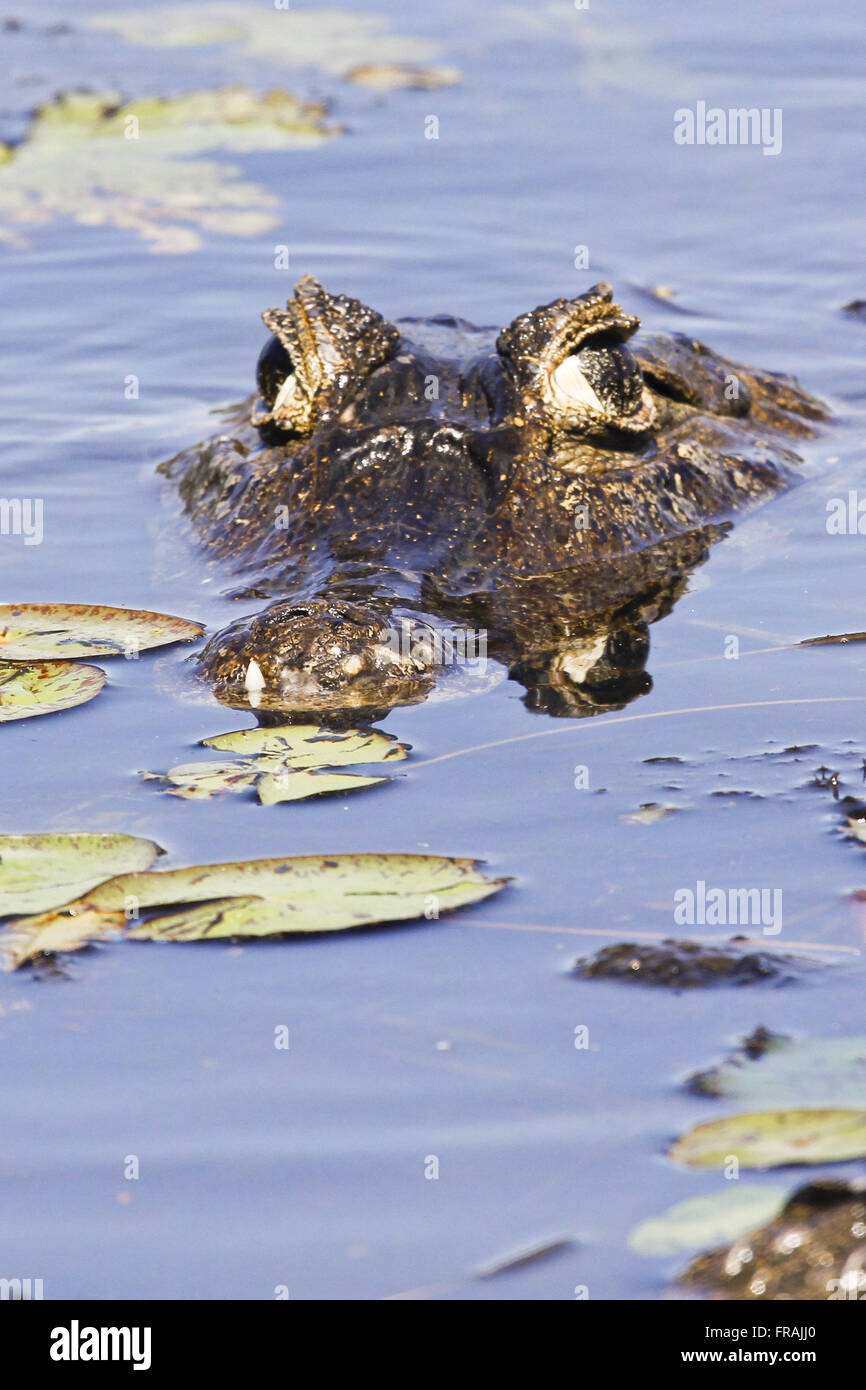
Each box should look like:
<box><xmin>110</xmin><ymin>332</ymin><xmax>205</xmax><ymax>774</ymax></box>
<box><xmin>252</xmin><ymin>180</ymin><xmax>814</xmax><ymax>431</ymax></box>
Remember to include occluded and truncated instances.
<box><xmin>161</xmin><ymin>277</ymin><xmax>825</xmax><ymax>722</ymax></box>
<box><xmin>680</xmin><ymin>1179</ymin><xmax>866</xmax><ymax>1301</ymax></box>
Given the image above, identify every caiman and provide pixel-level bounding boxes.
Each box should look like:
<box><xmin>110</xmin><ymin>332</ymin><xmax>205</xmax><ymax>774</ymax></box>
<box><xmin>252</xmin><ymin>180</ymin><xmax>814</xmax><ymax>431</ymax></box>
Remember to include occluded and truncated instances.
<box><xmin>161</xmin><ymin>277</ymin><xmax>824</xmax><ymax>722</ymax></box>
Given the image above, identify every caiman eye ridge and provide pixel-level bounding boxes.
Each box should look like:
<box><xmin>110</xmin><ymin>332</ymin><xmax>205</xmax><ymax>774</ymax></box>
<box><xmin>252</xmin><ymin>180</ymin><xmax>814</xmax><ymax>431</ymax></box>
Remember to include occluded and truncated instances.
<box><xmin>160</xmin><ymin>275</ymin><xmax>825</xmax><ymax>722</ymax></box>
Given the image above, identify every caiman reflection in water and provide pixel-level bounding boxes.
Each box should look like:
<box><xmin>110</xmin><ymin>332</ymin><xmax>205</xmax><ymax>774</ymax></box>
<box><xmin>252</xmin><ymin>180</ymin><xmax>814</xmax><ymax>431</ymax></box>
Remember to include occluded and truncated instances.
<box><xmin>161</xmin><ymin>278</ymin><xmax>824</xmax><ymax>723</ymax></box>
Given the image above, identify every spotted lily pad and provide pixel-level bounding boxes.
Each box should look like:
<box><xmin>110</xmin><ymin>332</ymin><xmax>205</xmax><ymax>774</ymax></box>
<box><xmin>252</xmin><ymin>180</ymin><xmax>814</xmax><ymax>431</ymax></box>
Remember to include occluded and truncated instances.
<box><xmin>688</xmin><ymin>1035</ymin><xmax>866</xmax><ymax>1108</ymax></box>
<box><xmin>0</xmin><ymin>832</ymin><xmax>162</xmax><ymax>917</ymax></box>
<box><xmin>202</xmin><ymin>725</ymin><xmax>406</xmax><ymax>764</ymax></box>
<box><xmin>628</xmin><ymin>1186</ymin><xmax>788</xmax><ymax>1258</ymax></box>
<box><xmin>85</xmin><ymin>853</ymin><xmax>508</xmax><ymax>937</ymax></box>
<box><xmin>669</xmin><ymin>1109</ymin><xmax>866</xmax><ymax>1170</ymax></box>
<box><xmin>0</xmin><ymin>602</ymin><xmax>204</xmax><ymax>660</ymax></box>
<box><xmin>0</xmin><ymin>660</ymin><xmax>105</xmax><ymax>722</ymax></box>
<box><xmin>143</xmin><ymin>724</ymin><xmax>409</xmax><ymax>803</ymax></box>
<box><xmin>0</xmin><ymin>906</ymin><xmax>125</xmax><ymax>971</ymax></box>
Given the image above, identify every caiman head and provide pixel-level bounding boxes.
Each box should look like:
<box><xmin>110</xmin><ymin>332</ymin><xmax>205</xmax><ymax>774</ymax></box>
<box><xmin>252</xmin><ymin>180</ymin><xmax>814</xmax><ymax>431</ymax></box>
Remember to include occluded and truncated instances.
<box><xmin>188</xmin><ymin>276</ymin><xmax>820</xmax><ymax>721</ymax></box>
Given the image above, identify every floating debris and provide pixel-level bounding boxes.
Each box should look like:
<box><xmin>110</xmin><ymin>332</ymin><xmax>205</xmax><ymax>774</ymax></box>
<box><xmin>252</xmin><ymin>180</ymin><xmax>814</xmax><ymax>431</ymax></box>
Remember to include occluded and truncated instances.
<box><xmin>474</xmin><ymin>1234</ymin><xmax>576</xmax><ymax>1279</ymax></box>
<box><xmin>345</xmin><ymin>63</ymin><xmax>461</xmax><ymax>91</ymax></box>
<box><xmin>621</xmin><ymin>802</ymin><xmax>679</xmax><ymax>826</ymax></box>
<box><xmin>572</xmin><ymin>939</ymin><xmax>812</xmax><ymax>989</ymax></box>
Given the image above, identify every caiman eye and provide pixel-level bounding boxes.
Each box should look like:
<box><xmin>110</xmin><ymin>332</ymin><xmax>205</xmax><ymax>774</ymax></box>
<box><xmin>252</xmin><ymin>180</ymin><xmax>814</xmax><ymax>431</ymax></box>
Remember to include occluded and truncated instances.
<box><xmin>256</xmin><ymin>334</ymin><xmax>295</xmax><ymax>409</ymax></box>
<box><xmin>550</xmin><ymin>331</ymin><xmax>644</xmax><ymax>420</ymax></box>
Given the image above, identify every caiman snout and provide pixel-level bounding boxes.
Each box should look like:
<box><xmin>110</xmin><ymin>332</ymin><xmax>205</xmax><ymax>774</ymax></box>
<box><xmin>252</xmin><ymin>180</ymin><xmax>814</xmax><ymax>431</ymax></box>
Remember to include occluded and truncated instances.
<box><xmin>198</xmin><ymin>597</ymin><xmax>438</xmax><ymax>717</ymax></box>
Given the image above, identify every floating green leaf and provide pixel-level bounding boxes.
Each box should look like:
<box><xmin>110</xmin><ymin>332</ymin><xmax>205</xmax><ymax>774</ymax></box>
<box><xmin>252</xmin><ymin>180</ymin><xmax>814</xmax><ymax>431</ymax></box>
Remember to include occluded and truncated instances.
<box><xmin>628</xmin><ymin>1186</ymin><xmax>788</xmax><ymax>1258</ymax></box>
<box><xmin>669</xmin><ymin>1109</ymin><xmax>866</xmax><ymax>1170</ymax></box>
<box><xmin>0</xmin><ymin>602</ymin><xmax>204</xmax><ymax>660</ymax></box>
<box><xmin>0</xmin><ymin>832</ymin><xmax>162</xmax><ymax>917</ymax></box>
<box><xmin>29</xmin><ymin>87</ymin><xmax>336</xmax><ymax>145</ymax></box>
<box><xmin>688</xmin><ymin>1035</ymin><xmax>866</xmax><ymax>1109</ymax></box>
<box><xmin>86</xmin><ymin>852</ymin><xmax>508</xmax><ymax>938</ymax></box>
<box><xmin>89</xmin><ymin>4</ymin><xmax>442</xmax><ymax>75</ymax></box>
<box><xmin>0</xmin><ymin>906</ymin><xmax>125</xmax><ymax>971</ymax></box>
<box><xmin>0</xmin><ymin>660</ymin><xmax>105</xmax><ymax>722</ymax></box>
<box><xmin>144</xmin><ymin>724</ymin><xmax>409</xmax><ymax>803</ymax></box>
<box><xmin>142</xmin><ymin>759</ymin><xmax>260</xmax><ymax>797</ymax></box>
<box><xmin>256</xmin><ymin>769</ymin><xmax>384</xmax><ymax>804</ymax></box>
<box><xmin>202</xmin><ymin>724</ymin><xmax>407</xmax><ymax>764</ymax></box>
<box><xmin>0</xmin><ymin>88</ymin><xmax>338</xmax><ymax>255</ymax></box>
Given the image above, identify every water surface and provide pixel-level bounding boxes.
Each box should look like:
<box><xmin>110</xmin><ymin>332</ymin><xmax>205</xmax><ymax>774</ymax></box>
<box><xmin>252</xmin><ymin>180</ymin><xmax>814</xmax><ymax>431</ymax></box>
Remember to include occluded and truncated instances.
<box><xmin>1</xmin><ymin>0</ymin><xmax>865</xmax><ymax>1299</ymax></box>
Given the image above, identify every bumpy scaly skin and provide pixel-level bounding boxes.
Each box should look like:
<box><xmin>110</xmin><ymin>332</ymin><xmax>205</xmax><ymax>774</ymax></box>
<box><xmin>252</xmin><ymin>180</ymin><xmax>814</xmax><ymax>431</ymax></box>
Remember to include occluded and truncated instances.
<box><xmin>161</xmin><ymin>277</ymin><xmax>825</xmax><ymax>720</ymax></box>
<box><xmin>679</xmin><ymin>1179</ymin><xmax>866</xmax><ymax>1300</ymax></box>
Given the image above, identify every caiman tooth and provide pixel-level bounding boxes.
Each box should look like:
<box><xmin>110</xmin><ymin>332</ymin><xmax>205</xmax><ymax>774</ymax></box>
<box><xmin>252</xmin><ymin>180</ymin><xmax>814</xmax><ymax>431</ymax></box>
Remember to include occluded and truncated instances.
<box><xmin>244</xmin><ymin>659</ymin><xmax>265</xmax><ymax>693</ymax></box>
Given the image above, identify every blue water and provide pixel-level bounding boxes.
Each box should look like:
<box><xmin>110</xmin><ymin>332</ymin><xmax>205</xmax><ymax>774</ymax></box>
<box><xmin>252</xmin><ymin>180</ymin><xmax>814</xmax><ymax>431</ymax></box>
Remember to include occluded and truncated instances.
<box><xmin>1</xmin><ymin>0</ymin><xmax>866</xmax><ymax>1299</ymax></box>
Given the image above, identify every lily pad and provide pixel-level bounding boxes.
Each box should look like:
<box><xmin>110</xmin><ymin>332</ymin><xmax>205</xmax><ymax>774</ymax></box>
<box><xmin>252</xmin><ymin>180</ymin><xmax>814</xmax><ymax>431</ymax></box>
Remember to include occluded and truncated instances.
<box><xmin>89</xmin><ymin>4</ymin><xmax>442</xmax><ymax>76</ymax></box>
<box><xmin>0</xmin><ymin>660</ymin><xmax>105</xmax><ymax>722</ymax></box>
<box><xmin>0</xmin><ymin>906</ymin><xmax>125</xmax><ymax>971</ymax></box>
<box><xmin>669</xmin><ymin>1109</ymin><xmax>866</xmax><ymax>1170</ymax></box>
<box><xmin>628</xmin><ymin>1186</ymin><xmax>788</xmax><ymax>1258</ymax></box>
<box><xmin>85</xmin><ymin>852</ymin><xmax>507</xmax><ymax>937</ymax></box>
<box><xmin>0</xmin><ymin>88</ymin><xmax>337</xmax><ymax>255</ymax></box>
<box><xmin>256</xmin><ymin>769</ymin><xmax>385</xmax><ymax>804</ymax></box>
<box><xmin>0</xmin><ymin>832</ymin><xmax>162</xmax><ymax>917</ymax></box>
<box><xmin>688</xmin><ymin>1034</ymin><xmax>866</xmax><ymax>1108</ymax></box>
<box><xmin>144</xmin><ymin>724</ymin><xmax>409</xmax><ymax>803</ymax></box>
<box><xmin>202</xmin><ymin>724</ymin><xmax>407</xmax><ymax>764</ymax></box>
<box><xmin>0</xmin><ymin>602</ymin><xmax>204</xmax><ymax>660</ymax></box>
